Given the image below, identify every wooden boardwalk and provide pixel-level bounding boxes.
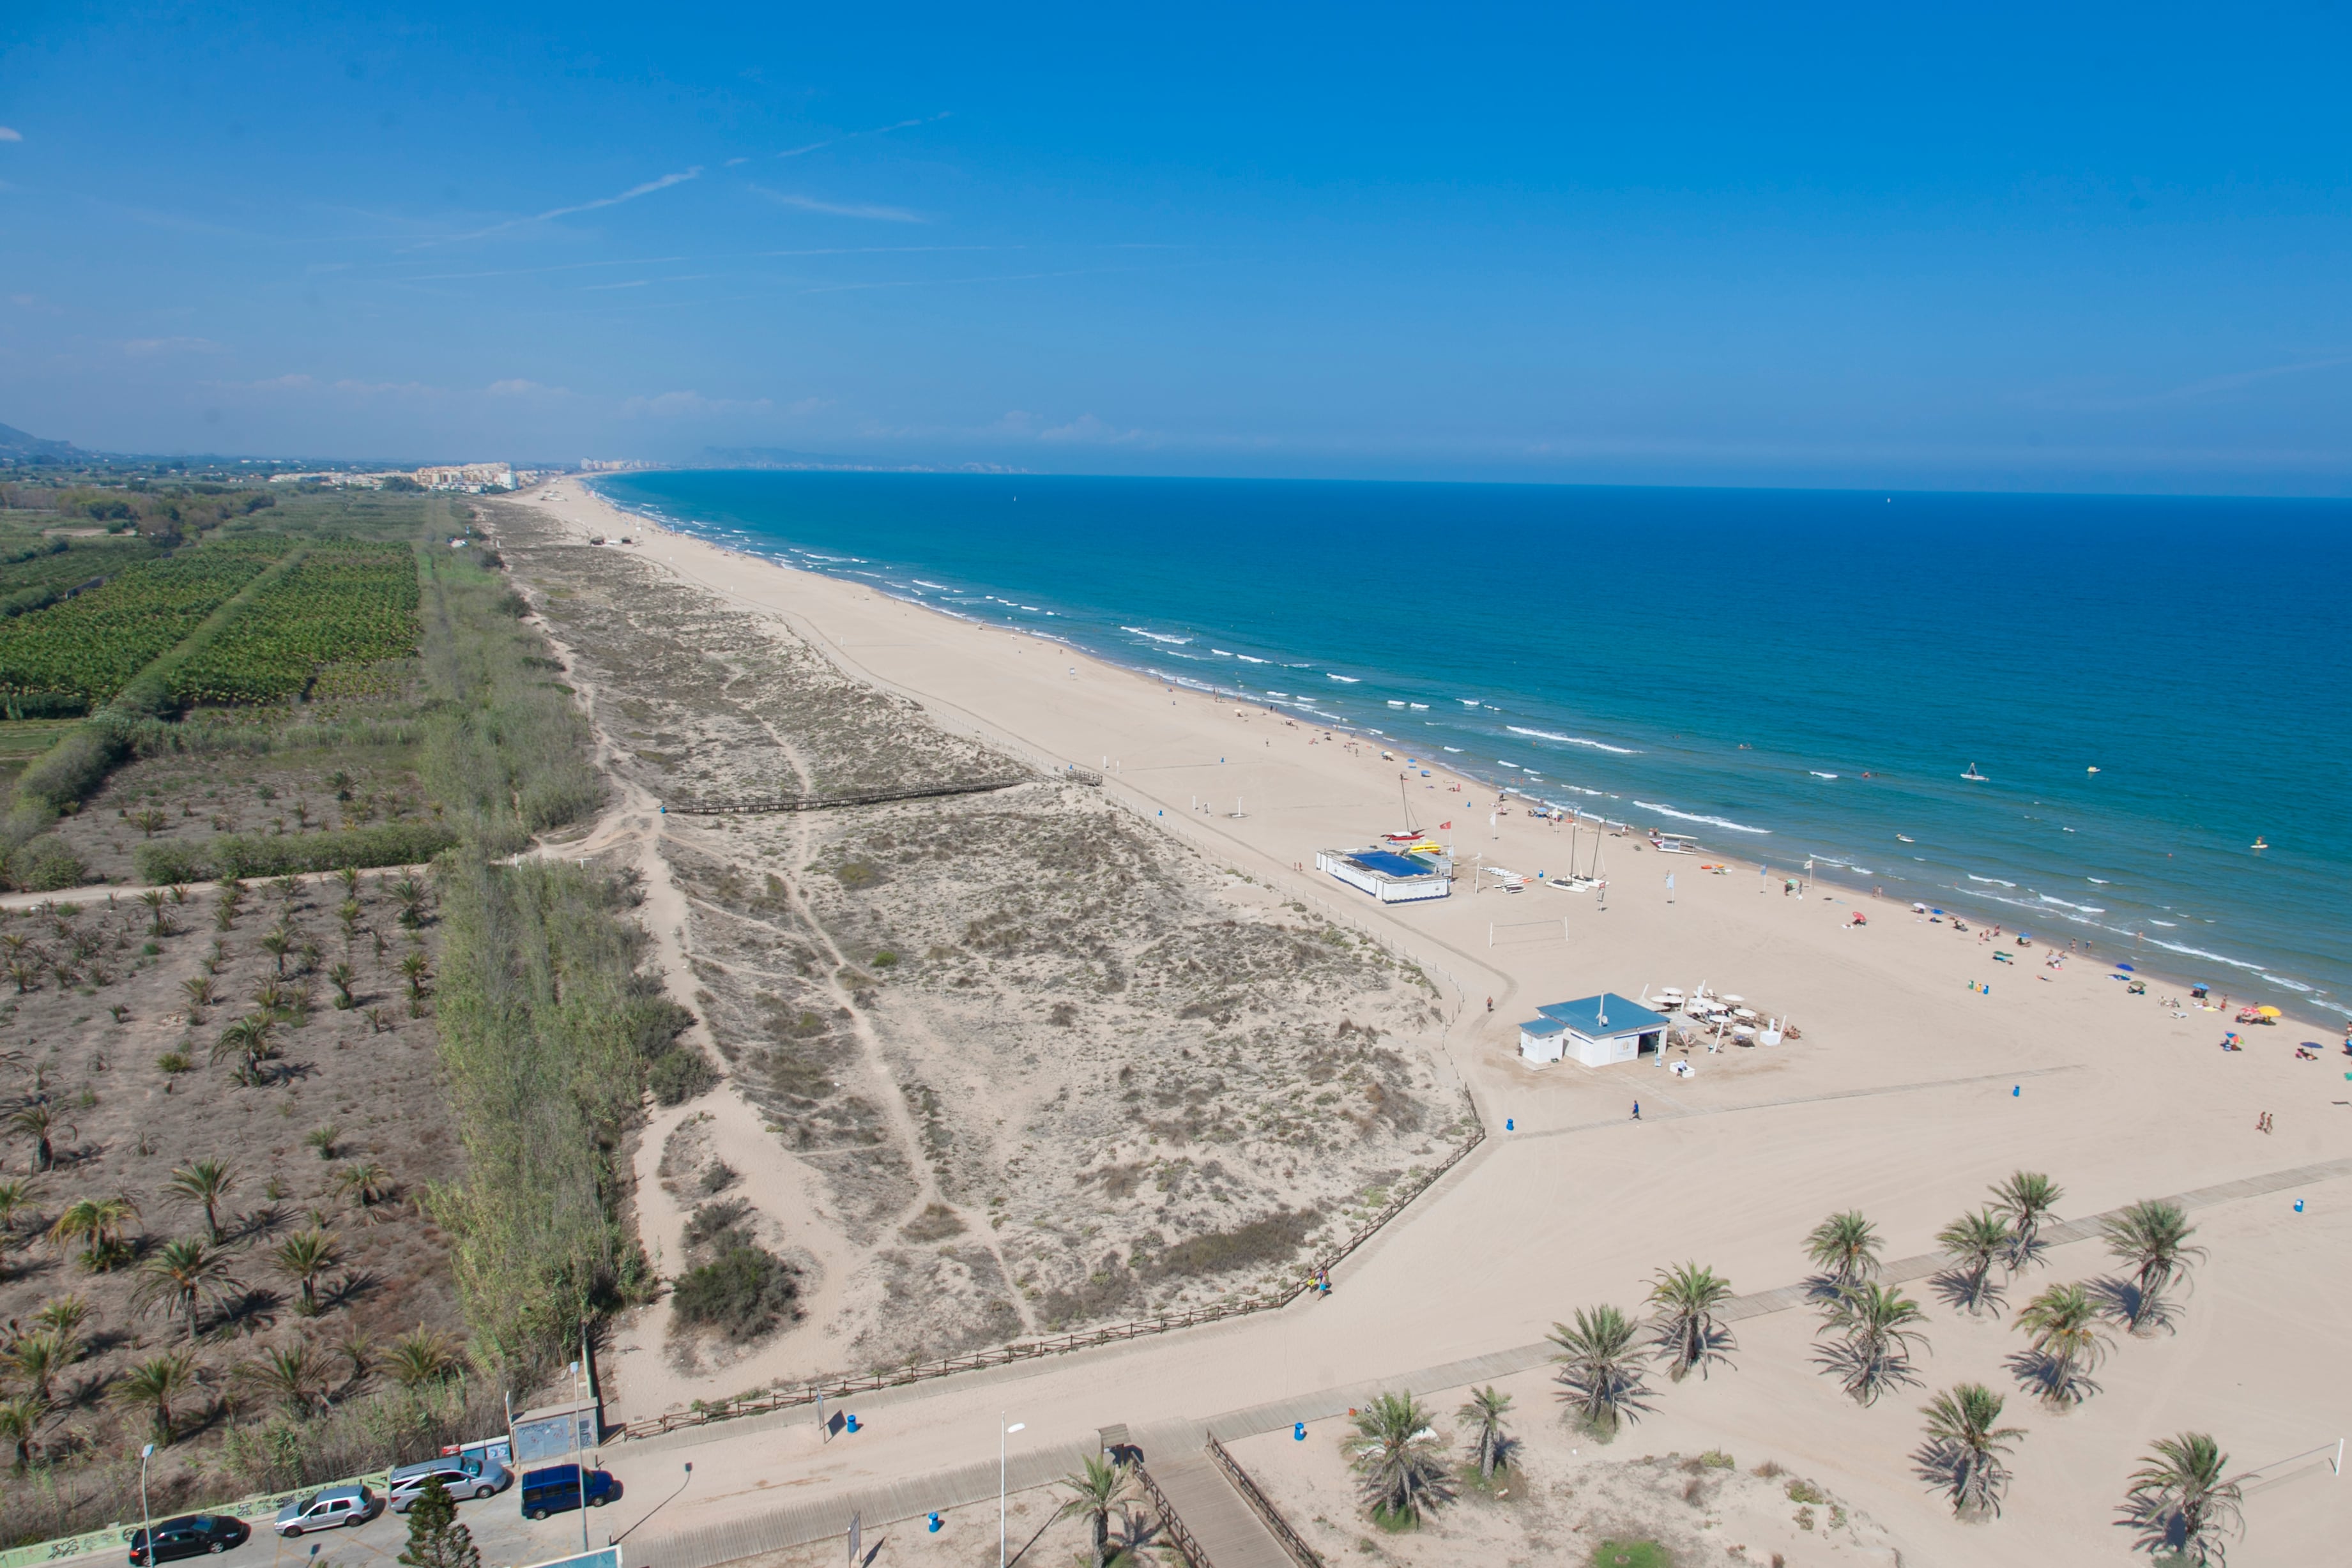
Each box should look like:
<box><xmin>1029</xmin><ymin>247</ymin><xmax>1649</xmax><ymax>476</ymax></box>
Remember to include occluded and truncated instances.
<box><xmin>1139</xmin><ymin>1449</ymin><xmax>1296</xmax><ymax>1568</ymax></box>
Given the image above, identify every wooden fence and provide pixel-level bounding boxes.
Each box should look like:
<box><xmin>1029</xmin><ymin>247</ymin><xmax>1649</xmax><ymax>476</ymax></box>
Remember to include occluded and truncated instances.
<box><xmin>669</xmin><ymin>775</ymin><xmax>1032</xmax><ymax>814</ymax></box>
<box><xmin>1205</xmin><ymin>1435</ymin><xmax>1324</xmax><ymax>1568</ymax></box>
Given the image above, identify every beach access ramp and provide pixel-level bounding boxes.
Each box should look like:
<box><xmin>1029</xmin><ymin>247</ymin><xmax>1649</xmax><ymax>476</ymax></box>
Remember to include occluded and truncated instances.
<box><xmin>1133</xmin><ymin>1434</ymin><xmax>1320</xmax><ymax>1568</ymax></box>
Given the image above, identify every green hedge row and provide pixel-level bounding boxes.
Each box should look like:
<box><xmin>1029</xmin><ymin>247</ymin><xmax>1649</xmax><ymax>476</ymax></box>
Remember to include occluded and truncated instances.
<box><xmin>132</xmin><ymin>821</ymin><xmax>457</xmax><ymax>883</ymax></box>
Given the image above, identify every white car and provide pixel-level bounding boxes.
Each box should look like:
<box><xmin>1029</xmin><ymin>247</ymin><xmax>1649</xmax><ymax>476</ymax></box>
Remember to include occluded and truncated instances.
<box><xmin>273</xmin><ymin>1485</ymin><xmax>380</xmax><ymax>1537</ymax></box>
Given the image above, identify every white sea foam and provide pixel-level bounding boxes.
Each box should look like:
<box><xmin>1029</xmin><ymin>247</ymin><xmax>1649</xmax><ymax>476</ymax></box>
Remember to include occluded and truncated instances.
<box><xmin>1236</xmin><ymin>655</ymin><xmax>1267</xmax><ymax>664</ymax></box>
<box><xmin>912</xmin><ymin>579</ymin><xmax>949</xmax><ymax>590</ymax></box>
<box><xmin>1506</xmin><ymin>726</ymin><xmax>1639</xmax><ymax>755</ymax></box>
<box><xmin>2088</xmin><ymin>878</ymin><xmax>2111</xmax><ymax>885</ymax></box>
<box><xmin>2038</xmin><ymin>894</ymin><xmax>2107</xmax><ymax>914</ymax></box>
<box><xmin>1387</xmin><ymin>700</ymin><xmax>1405</xmax><ymax>708</ymax></box>
<box><xmin>2148</xmin><ymin>920</ymin><xmax>2178</xmax><ymax>927</ymax></box>
<box><xmin>1810</xmin><ymin>771</ymin><xmax>1838</xmax><ymax>779</ymax></box>
<box><xmin>1443</xmin><ymin>746</ymin><xmax>1463</xmax><ymax>752</ymax></box>
<box><xmin>1409</xmin><ymin>703</ymin><xmax>1429</xmax><ymax>710</ymax></box>
<box><xmin>1634</xmin><ymin>802</ymin><xmax>1771</xmax><ymax>834</ymax></box>
<box><xmin>1265</xmin><ymin>690</ymin><xmax>1289</xmax><ymax>698</ymax></box>
<box><xmin>1458</xmin><ymin>698</ymin><xmax>1481</xmax><ymax>706</ymax></box>
<box><xmin>1211</xmin><ymin>648</ymin><xmax>1234</xmax><ymax>657</ymax></box>
<box><xmin>1967</xmin><ymin>874</ymin><xmax>2018</xmax><ymax>888</ymax></box>
<box><xmin>1498</xmin><ymin>761</ymin><xmax>1519</xmax><ymax>768</ymax></box>
<box><xmin>1329</xmin><ymin>674</ymin><xmax>1360</xmax><ymax>683</ymax></box>
<box><xmin>1122</xmin><ymin>627</ymin><xmax>1194</xmax><ymax>645</ymax></box>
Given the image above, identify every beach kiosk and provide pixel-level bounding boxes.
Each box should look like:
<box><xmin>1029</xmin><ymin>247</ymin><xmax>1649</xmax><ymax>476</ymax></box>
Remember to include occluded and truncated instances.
<box><xmin>1315</xmin><ymin>843</ymin><xmax>1452</xmax><ymax>903</ymax></box>
<box><xmin>1518</xmin><ymin>993</ymin><xmax>1671</xmax><ymax>1068</ymax></box>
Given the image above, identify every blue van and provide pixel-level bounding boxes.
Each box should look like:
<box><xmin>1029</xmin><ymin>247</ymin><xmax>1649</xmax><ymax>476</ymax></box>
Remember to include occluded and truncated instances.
<box><xmin>519</xmin><ymin>1464</ymin><xmax>619</xmax><ymax>1520</ymax></box>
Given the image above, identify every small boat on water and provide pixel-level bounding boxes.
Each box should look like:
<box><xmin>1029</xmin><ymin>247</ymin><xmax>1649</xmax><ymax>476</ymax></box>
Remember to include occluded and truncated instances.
<box><xmin>2087</xmin><ymin>765</ymin><xmax>2102</xmax><ymax>774</ymax></box>
<box><xmin>1896</xmin><ymin>834</ymin><xmax>1915</xmax><ymax>843</ymax></box>
<box><xmin>2251</xmin><ymin>837</ymin><xmax>2270</xmax><ymax>851</ymax></box>
<box><xmin>1962</xmin><ymin>764</ymin><xmax>1989</xmax><ymax>782</ymax></box>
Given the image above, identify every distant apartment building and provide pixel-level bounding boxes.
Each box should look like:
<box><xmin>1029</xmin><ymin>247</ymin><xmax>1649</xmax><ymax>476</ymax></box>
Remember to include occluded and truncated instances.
<box><xmin>412</xmin><ymin>462</ymin><xmax>517</xmax><ymax>492</ymax></box>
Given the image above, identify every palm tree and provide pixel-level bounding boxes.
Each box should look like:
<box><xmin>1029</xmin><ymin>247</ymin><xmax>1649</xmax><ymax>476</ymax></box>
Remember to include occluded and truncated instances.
<box><xmin>2124</xmin><ymin>1433</ymin><xmax>2243</xmax><ymax>1565</ymax></box>
<box><xmin>240</xmin><ymin>1341</ymin><xmax>330</xmax><ymax>1415</ymax></box>
<box><xmin>327</xmin><ymin>962</ymin><xmax>356</xmax><ymax>1009</ymax></box>
<box><xmin>111</xmin><ymin>1352</ymin><xmax>199</xmax><ymax>1443</ymax></box>
<box><xmin>1990</xmin><ymin>1171</ymin><xmax>2063</xmax><ymax>1272</ymax></box>
<box><xmin>34</xmin><ymin>1294</ymin><xmax>91</xmax><ymax>1339</ymax></box>
<box><xmin>5</xmin><ymin>1328</ymin><xmax>77</xmax><ymax>1404</ymax></box>
<box><xmin>388</xmin><ymin>1326</ymin><xmax>461</xmax><ymax>1389</ymax></box>
<box><xmin>49</xmin><ymin>1193</ymin><xmax>139</xmax><ymax>1269</ymax></box>
<box><xmin>8</xmin><ymin>1099</ymin><xmax>74</xmax><ymax>1172</ymax></box>
<box><xmin>211</xmin><ymin>1013</ymin><xmax>279</xmax><ymax>1085</ymax></box>
<box><xmin>393</xmin><ymin>878</ymin><xmax>427</xmax><ymax>928</ymax></box>
<box><xmin>1936</xmin><ymin>1208</ymin><xmax>2013</xmax><ymax>1316</ymax></box>
<box><xmin>139</xmin><ymin>888</ymin><xmax>171</xmax><ymax>934</ymax></box>
<box><xmin>133</xmin><ymin>1237</ymin><xmax>240</xmax><ymax>1341</ymax></box>
<box><xmin>165</xmin><ymin>1160</ymin><xmax>237</xmax><ymax>1244</ymax></box>
<box><xmin>399</xmin><ymin>950</ymin><xmax>431</xmax><ymax>1003</ymax></box>
<box><xmin>1550</xmin><ymin>1305</ymin><xmax>1654</xmax><ymax>1434</ymax></box>
<box><xmin>1348</xmin><ymin>1390</ymin><xmax>1455</xmax><ymax>1525</ymax></box>
<box><xmin>2014</xmin><ymin>1282</ymin><xmax>2109</xmax><ymax>1406</ymax></box>
<box><xmin>180</xmin><ymin>975</ymin><xmax>217</xmax><ymax>1014</ymax></box>
<box><xmin>273</xmin><ymin>1229</ymin><xmax>343</xmax><ymax>1315</ymax></box>
<box><xmin>334</xmin><ymin>1162</ymin><xmax>394</xmax><ymax>1214</ymax></box>
<box><xmin>6</xmin><ymin>961</ymin><xmax>38</xmax><ymax>995</ymax></box>
<box><xmin>258</xmin><ymin>929</ymin><xmax>293</xmax><ymax>977</ymax></box>
<box><xmin>1916</xmin><ymin>1383</ymin><xmax>2026</xmax><ymax>1519</ymax></box>
<box><xmin>1805</xmin><ymin>1210</ymin><xmax>1882</xmax><ymax>1288</ymax></box>
<box><xmin>1814</xmin><ymin>1282</ymin><xmax>1929</xmax><ymax>1406</ymax></box>
<box><xmin>1055</xmin><ymin>1454</ymin><xmax>1131</xmax><ymax>1568</ymax></box>
<box><xmin>0</xmin><ymin>1175</ymin><xmax>37</xmax><ymax>1235</ymax></box>
<box><xmin>0</xmin><ymin>1394</ymin><xmax>43</xmax><ymax>1472</ymax></box>
<box><xmin>1647</xmin><ymin>1262</ymin><xmax>1737</xmax><ymax>1382</ymax></box>
<box><xmin>1458</xmin><ymin>1387</ymin><xmax>1513</xmax><ymax>1481</ymax></box>
<box><xmin>2100</xmin><ymin>1199</ymin><xmax>2204</xmax><ymax>1335</ymax></box>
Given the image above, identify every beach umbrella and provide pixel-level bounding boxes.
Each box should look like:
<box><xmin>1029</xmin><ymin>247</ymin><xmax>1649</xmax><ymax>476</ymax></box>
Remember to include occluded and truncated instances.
<box><xmin>2256</xmin><ymin>1006</ymin><xmax>2282</xmax><ymax>1018</ymax></box>
<box><xmin>2115</xmin><ymin>963</ymin><xmax>2135</xmax><ymax>971</ymax></box>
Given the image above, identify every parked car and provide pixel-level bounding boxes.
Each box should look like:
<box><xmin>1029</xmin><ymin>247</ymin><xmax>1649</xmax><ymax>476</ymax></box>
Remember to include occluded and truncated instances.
<box><xmin>390</xmin><ymin>1454</ymin><xmax>513</xmax><ymax>1511</ymax></box>
<box><xmin>518</xmin><ymin>1465</ymin><xmax>619</xmax><ymax>1520</ymax></box>
<box><xmin>128</xmin><ymin>1516</ymin><xmax>249</xmax><ymax>1564</ymax></box>
<box><xmin>273</xmin><ymin>1484</ymin><xmax>381</xmax><ymax>1537</ymax></box>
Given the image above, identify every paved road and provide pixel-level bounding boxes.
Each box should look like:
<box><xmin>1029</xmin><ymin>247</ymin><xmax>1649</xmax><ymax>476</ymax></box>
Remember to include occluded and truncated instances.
<box><xmin>114</xmin><ymin>1486</ymin><xmax>655</xmax><ymax>1568</ymax></box>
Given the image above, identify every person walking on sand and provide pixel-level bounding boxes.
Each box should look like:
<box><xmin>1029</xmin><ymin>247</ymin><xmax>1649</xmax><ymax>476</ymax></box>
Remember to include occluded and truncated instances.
<box><xmin>1486</xmin><ymin>996</ymin><xmax>1494</xmax><ymax>1013</ymax></box>
<box><xmin>1631</xmin><ymin>1101</ymin><xmax>1642</xmax><ymax>1122</ymax></box>
<box><xmin>2257</xmin><ymin>1111</ymin><xmax>2273</xmax><ymax>1134</ymax></box>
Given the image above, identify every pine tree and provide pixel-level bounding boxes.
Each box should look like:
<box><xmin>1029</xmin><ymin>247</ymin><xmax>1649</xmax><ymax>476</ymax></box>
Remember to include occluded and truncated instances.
<box><xmin>397</xmin><ymin>1476</ymin><xmax>480</xmax><ymax>1568</ymax></box>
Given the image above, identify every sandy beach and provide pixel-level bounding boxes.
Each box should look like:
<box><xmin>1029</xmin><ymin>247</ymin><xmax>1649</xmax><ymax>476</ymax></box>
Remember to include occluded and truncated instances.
<box><xmin>487</xmin><ymin>481</ymin><xmax>2351</xmax><ymax>1565</ymax></box>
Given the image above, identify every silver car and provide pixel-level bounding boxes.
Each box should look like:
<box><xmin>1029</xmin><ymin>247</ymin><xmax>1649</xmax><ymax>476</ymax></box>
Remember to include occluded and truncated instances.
<box><xmin>389</xmin><ymin>1456</ymin><xmax>512</xmax><ymax>1511</ymax></box>
<box><xmin>273</xmin><ymin>1484</ymin><xmax>379</xmax><ymax>1537</ymax></box>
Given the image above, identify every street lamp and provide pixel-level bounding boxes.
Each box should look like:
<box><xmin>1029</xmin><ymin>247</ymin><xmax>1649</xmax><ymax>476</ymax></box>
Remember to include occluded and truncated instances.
<box><xmin>999</xmin><ymin>1416</ymin><xmax>1026</xmax><ymax>1568</ymax></box>
<box><xmin>137</xmin><ymin>1444</ymin><xmax>155</xmax><ymax>1568</ymax></box>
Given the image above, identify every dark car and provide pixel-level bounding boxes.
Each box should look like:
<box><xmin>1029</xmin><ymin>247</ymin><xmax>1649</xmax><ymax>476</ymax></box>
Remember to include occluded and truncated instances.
<box><xmin>128</xmin><ymin>1516</ymin><xmax>249</xmax><ymax>1564</ymax></box>
<box><xmin>518</xmin><ymin>1465</ymin><xmax>619</xmax><ymax>1521</ymax></box>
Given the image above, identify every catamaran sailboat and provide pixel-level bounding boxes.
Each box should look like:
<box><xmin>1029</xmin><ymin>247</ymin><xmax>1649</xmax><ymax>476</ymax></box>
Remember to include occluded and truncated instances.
<box><xmin>1960</xmin><ymin>764</ymin><xmax>1989</xmax><ymax>782</ymax></box>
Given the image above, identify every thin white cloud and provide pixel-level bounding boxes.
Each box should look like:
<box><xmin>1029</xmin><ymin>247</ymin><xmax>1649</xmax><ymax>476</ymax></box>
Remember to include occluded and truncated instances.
<box><xmin>774</xmin><ymin>112</ymin><xmax>950</xmax><ymax>160</ymax></box>
<box><xmin>124</xmin><ymin>336</ymin><xmax>222</xmax><ymax>356</ymax></box>
<box><xmin>411</xmin><ymin>167</ymin><xmax>703</xmax><ymax>248</ymax></box>
<box><xmin>620</xmin><ymin>390</ymin><xmax>775</xmax><ymax>419</ymax></box>
<box><xmin>0</xmin><ymin>127</ymin><xmax>21</xmax><ymax>142</ymax></box>
<box><xmin>1038</xmin><ymin>413</ymin><xmax>1142</xmax><ymax>445</ymax></box>
<box><xmin>487</xmin><ymin>378</ymin><xmax>568</xmax><ymax>397</ymax></box>
<box><xmin>2020</xmin><ymin>353</ymin><xmax>2352</xmax><ymax>413</ymax></box>
<box><xmin>751</xmin><ymin>185</ymin><xmax>922</xmax><ymax>223</ymax></box>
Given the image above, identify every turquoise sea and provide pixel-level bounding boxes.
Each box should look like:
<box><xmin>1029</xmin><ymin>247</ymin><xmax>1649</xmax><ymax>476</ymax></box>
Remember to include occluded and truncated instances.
<box><xmin>596</xmin><ymin>471</ymin><xmax>2352</xmax><ymax>1021</ymax></box>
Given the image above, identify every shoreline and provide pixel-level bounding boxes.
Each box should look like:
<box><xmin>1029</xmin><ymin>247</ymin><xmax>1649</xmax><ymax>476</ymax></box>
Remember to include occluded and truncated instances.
<box><xmin>571</xmin><ymin>476</ymin><xmax>2339</xmax><ymax>1039</ymax></box>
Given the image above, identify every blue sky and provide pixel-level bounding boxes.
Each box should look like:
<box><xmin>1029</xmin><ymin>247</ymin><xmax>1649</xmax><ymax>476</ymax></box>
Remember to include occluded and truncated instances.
<box><xmin>4</xmin><ymin>2</ymin><xmax>2349</xmax><ymax>491</ymax></box>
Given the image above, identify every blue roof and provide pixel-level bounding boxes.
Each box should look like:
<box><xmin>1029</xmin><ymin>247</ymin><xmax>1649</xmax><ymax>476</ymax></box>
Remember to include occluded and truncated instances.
<box><xmin>1518</xmin><ymin>1017</ymin><xmax>1567</xmax><ymax>1036</ymax></box>
<box><xmin>1534</xmin><ymin>993</ymin><xmax>1670</xmax><ymax>1037</ymax></box>
<box><xmin>1346</xmin><ymin>849</ymin><xmax>1440</xmax><ymax>878</ymax></box>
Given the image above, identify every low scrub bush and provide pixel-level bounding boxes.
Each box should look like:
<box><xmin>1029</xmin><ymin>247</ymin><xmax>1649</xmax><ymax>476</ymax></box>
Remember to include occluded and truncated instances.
<box><xmin>1144</xmin><ymin>1208</ymin><xmax>1318</xmax><ymax>1280</ymax></box>
<box><xmin>672</xmin><ymin>1244</ymin><xmax>799</xmax><ymax>1342</ymax></box>
<box><xmin>647</xmin><ymin>1042</ymin><xmax>717</xmax><ymax>1106</ymax></box>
